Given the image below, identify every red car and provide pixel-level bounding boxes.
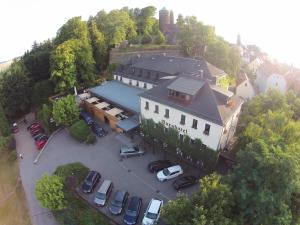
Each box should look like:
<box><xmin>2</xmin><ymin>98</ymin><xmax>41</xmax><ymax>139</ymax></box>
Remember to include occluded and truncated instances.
<box><xmin>36</xmin><ymin>139</ymin><xmax>47</xmax><ymax>150</ymax></box>
<box><xmin>27</xmin><ymin>122</ymin><xmax>41</xmax><ymax>131</ymax></box>
<box><xmin>30</xmin><ymin>127</ymin><xmax>44</xmax><ymax>136</ymax></box>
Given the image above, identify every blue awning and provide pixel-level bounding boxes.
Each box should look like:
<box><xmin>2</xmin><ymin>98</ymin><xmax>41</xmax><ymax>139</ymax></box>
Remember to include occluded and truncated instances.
<box><xmin>117</xmin><ymin>116</ymin><xmax>140</xmax><ymax>132</ymax></box>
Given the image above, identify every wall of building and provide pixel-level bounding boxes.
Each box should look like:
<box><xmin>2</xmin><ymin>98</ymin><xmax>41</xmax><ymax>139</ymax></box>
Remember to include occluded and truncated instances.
<box><xmin>140</xmin><ymin>97</ymin><xmax>225</xmax><ymax>150</ymax></box>
<box><xmin>236</xmin><ymin>80</ymin><xmax>256</xmax><ymax>100</ymax></box>
<box><xmin>255</xmin><ymin>70</ymin><xmax>268</xmax><ymax>92</ymax></box>
<box><xmin>266</xmin><ymin>74</ymin><xmax>287</xmax><ymax>93</ymax></box>
<box><xmin>113</xmin><ymin>74</ymin><xmax>154</xmax><ymax>90</ymax></box>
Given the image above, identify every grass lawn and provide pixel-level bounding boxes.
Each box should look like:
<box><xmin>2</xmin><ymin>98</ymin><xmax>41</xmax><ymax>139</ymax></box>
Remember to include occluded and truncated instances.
<box><xmin>53</xmin><ymin>163</ymin><xmax>111</xmax><ymax>225</ymax></box>
<box><xmin>0</xmin><ymin>150</ymin><xmax>31</xmax><ymax>225</ymax></box>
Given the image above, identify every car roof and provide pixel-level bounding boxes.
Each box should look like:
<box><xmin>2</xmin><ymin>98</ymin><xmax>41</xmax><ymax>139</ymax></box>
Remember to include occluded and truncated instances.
<box><xmin>128</xmin><ymin>196</ymin><xmax>141</xmax><ymax>209</ymax></box>
<box><xmin>115</xmin><ymin>190</ymin><xmax>126</xmax><ymax>200</ymax></box>
<box><xmin>167</xmin><ymin>165</ymin><xmax>182</xmax><ymax>173</ymax></box>
<box><xmin>148</xmin><ymin>199</ymin><xmax>162</xmax><ymax>213</ymax></box>
<box><xmin>87</xmin><ymin>171</ymin><xmax>97</xmax><ymax>180</ymax></box>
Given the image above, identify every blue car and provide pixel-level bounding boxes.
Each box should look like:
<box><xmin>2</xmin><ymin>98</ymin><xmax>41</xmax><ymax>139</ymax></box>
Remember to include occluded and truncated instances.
<box><xmin>123</xmin><ymin>196</ymin><xmax>142</xmax><ymax>225</ymax></box>
<box><xmin>91</xmin><ymin>122</ymin><xmax>107</xmax><ymax>137</ymax></box>
<box><xmin>80</xmin><ymin>111</ymin><xmax>93</xmax><ymax>125</ymax></box>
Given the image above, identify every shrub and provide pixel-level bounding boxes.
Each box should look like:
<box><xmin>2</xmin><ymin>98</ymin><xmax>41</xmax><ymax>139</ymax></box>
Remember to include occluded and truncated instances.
<box><xmin>69</xmin><ymin>120</ymin><xmax>96</xmax><ymax>144</ymax></box>
<box><xmin>35</xmin><ymin>174</ymin><xmax>66</xmax><ymax>210</ymax></box>
<box><xmin>141</xmin><ymin>34</ymin><xmax>152</xmax><ymax>44</ymax></box>
<box><xmin>154</xmin><ymin>31</ymin><xmax>166</xmax><ymax>45</ymax></box>
<box><xmin>0</xmin><ymin>104</ymin><xmax>10</xmax><ymax>137</ymax></box>
<box><xmin>54</xmin><ymin>162</ymin><xmax>89</xmax><ymax>182</ymax></box>
<box><xmin>0</xmin><ymin>135</ymin><xmax>14</xmax><ymax>153</ymax></box>
<box><xmin>37</xmin><ymin>104</ymin><xmax>56</xmax><ymax>132</ymax></box>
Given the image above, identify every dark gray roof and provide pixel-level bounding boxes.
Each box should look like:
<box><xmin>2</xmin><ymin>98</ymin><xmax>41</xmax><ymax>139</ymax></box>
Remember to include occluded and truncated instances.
<box><xmin>167</xmin><ymin>77</ymin><xmax>204</xmax><ymax>96</ymax></box>
<box><xmin>140</xmin><ymin>76</ymin><xmax>243</xmax><ymax>126</ymax></box>
<box><xmin>116</xmin><ymin>55</ymin><xmax>226</xmax><ymax>85</ymax></box>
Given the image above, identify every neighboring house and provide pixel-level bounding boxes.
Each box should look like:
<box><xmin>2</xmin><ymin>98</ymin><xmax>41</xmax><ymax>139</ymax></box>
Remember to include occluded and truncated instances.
<box><xmin>247</xmin><ymin>57</ymin><xmax>263</xmax><ymax>73</ymax></box>
<box><xmin>234</xmin><ymin>72</ymin><xmax>256</xmax><ymax>100</ymax></box>
<box><xmin>255</xmin><ymin>62</ymin><xmax>288</xmax><ymax>93</ymax></box>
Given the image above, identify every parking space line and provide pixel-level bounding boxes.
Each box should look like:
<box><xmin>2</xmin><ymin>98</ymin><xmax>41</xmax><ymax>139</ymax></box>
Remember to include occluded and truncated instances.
<box><xmin>118</xmin><ymin>161</ymin><xmax>171</xmax><ymax>201</ymax></box>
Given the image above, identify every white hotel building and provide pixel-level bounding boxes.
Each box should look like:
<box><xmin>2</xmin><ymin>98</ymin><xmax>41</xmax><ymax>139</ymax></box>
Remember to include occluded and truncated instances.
<box><xmin>110</xmin><ymin>55</ymin><xmax>244</xmax><ymax>151</ymax></box>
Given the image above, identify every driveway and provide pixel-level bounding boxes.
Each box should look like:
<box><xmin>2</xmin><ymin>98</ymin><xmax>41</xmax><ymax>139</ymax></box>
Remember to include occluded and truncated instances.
<box><xmin>15</xmin><ymin>115</ymin><xmax>199</xmax><ymax>225</ymax></box>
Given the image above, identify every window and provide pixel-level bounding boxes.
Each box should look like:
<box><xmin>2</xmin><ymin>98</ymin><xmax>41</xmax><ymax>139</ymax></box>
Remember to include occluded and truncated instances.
<box><xmin>147</xmin><ymin>71</ymin><xmax>151</xmax><ymax>77</ymax></box>
<box><xmin>144</xmin><ymin>83</ymin><xmax>147</xmax><ymax>89</ymax></box>
<box><xmin>120</xmin><ymin>76</ymin><xmax>123</xmax><ymax>81</ymax></box>
<box><xmin>136</xmin><ymin>81</ymin><xmax>139</xmax><ymax>87</ymax></box>
<box><xmin>180</xmin><ymin>115</ymin><xmax>185</xmax><ymax>125</ymax></box>
<box><xmin>179</xmin><ymin>134</ymin><xmax>184</xmax><ymax>142</ymax></box>
<box><xmin>192</xmin><ymin>119</ymin><xmax>198</xmax><ymax>129</ymax></box>
<box><xmin>165</xmin><ymin>109</ymin><xmax>169</xmax><ymax>118</ymax></box>
<box><xmin>145</xmin><ymin>101</ymin><xmax>149</xmax><ymax>110</ymax></box>
<box><xmin>154</xmin><ymin>105</ymin><xmax>159</xmax><ymax>114</ymax></box>
<box><xmin>204</xmin><ymin>124</ymin><xmax>211</xmax><ymax>135</ymax></box>
<box><xmin>129</xmin><ymin>79</ymin><xmax>132</xmax><ymax>85</ymax></box>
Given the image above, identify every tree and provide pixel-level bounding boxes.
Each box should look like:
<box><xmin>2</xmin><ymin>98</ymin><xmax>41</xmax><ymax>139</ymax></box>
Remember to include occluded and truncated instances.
<box><xmin>50</xmin><ymin>40</ymin><xmax>77</xmax><ymax>92</ymax></box>
<box><xmin>154</xmin><ymin>30</ymin><xmax>166</xmax><ymax>44</ymax></box>
<box><xmin>31</xmin><ymin>80</ymin><xmax>54</xmax><ymax>106</ymax></box>
<box><xmin>52</xmin><ymin>95</ymin><xmax>79</xmax><ymax>127</ymax></box>
<box><xmin>55</xmin><ymin>17</ymin><xmax>90</xmax><ymax>45</ymax></box>
<box><xmin>23</xmin><ymin>40</ymin><xmax>53</xmax><ymax>82</ymax></box>
<box><xmin>94</xmin><ymin>9</ymin><xmax>137</xmax><ymax>45</ymax></box>
<box><xmin>141</xmin><ymin>33</ymin><xmax>152</xmax><ymax>44</ymax></box>
<box><xmin>228</xmin><ymin>47</ymin><xmax>241</xmax><ymax>77</ymax></box>
<box><xmin>88</xmin><ymin>19</ymin><xmax>108</xmax><ymax>72</ymax></box>
<box><xmin>0</xmin><ymin>103</ymin><xmax>10</xmax><ymax>137</ymax></box>
<box><xmin>0</xmin><ymin>61</ymin><xmax>31</xmax><ymax>119</ymax></box>
<box><xmin>35</xmin><ymin>174</ymin><xmax>66</xmax><ymax>210</ymax></box>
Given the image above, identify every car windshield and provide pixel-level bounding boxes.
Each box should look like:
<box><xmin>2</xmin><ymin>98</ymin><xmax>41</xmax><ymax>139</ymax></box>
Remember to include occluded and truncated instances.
<box><xmin>112</xmin><ymin>199</ymin><xmax>122</xmax><ymax>207</ymax></box>
<box><xmin>126</xmin><ymin>209</ymin><xmax>137</xmax><ymax>217</ymax></box>
<box><xmin>96</xmin><ymin>192</ymin><xmax>105</xmax><ymax>199</ymax></box>
<box><xmin>85</xmin><ymin>181</ymin><xmax>92</xmax><ymax>186</ymax></box>
<box><xmin>146</xmin><ymin>212</ymin><xmax>158</xmax><ymax>220</ymax></box>
<box><xmin>162</xmin><ymin>168</ymin><xmax>170</xmax><ymax>176</ymax></box>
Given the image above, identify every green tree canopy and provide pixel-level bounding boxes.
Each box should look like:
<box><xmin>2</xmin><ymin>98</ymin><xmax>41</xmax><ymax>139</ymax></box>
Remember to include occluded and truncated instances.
<box><xmin>52</xmin><ymin>95</ymin><xmax>79</xmax><ymax>127</ymax></box>
<box><xmin>35</xmin><ymin>174</ymin><xmax>66</xmax><ymax>210</ymax></box>
<box><xmin>0</xmin><ymin>103</ymin><xmax>10</xmax><ymax>136</ymax></box>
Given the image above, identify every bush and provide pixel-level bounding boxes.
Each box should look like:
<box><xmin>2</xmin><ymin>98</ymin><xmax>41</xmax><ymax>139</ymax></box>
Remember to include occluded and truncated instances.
<box><xmin>141</xmin><ymin>34</ymin><xmax>152</xmax><ymax>44</ymax></box>
<box><xmin>35</xmin><ymin>174</ymin><xmax>66</xmax><ymax>210</ymax></box>
<box><xmin>69</xmin><ymin>120</ymin><xmax>96</xmax><ymax>144</ymax></box>
<box><xmin>54</xmin><ymin>162</ymin><xmax>89</xmax><ymax>182</ymax></box>
<box><xmin>0</xmin><ymin>135</ymin><xmax>14</xmax><ymax>153</ymax></box>
<box><xmin>154</xmin><ymin>31</ymin><xmax>166</xmax><ymax>45</ymax></box>
<box><xmin>37</xmin><ymin>104</ymin><xmax>56</xmax><ymax>132</ymax></box>
<box><xmin>0</xmin><ymin>104</ymin><xmax>10</xmax><ymax>137</ymax></box>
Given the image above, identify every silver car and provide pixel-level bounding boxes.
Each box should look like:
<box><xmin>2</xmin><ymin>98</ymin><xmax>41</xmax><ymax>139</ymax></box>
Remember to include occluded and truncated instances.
<box><xmin>120</xmin><ymin>146</ymin><xmax>145</xmax><ymax>158</ymax></box>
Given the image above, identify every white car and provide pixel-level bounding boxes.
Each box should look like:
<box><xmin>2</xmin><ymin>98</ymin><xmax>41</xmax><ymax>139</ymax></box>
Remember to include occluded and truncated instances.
<box><xmin>156</xmin><ymin>165</ymin><xmax>183</xmax><ymax>182</ymax></box>
<box><xmin>142</xmin><ymin>198</ymin><xmax>163</xmax><ymax>225</ymax></box>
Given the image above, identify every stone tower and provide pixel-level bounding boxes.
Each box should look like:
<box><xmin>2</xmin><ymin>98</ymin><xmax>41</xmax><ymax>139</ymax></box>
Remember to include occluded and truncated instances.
<box><xmin>170</xmin><ymin>10</ymin><xmax>174</xmax><ymax>25</ymax></box>
<box><xmin>159</xmin><ymin>7</ymin><xmax>170</xmax><ymax>31</ymax></box>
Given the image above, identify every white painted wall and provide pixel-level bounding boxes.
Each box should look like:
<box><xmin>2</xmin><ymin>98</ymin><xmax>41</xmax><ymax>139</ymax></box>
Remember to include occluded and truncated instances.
<box><xmin>266</xmin><ymin>74</ymin><xmax>287</xmax><ymax>93</ymax></box>
<box><xmin>140</xmin><ymin>97</ymin><xmax>225</xmax><ymax>150</ymax></box>
<box><xmin>236</xmin><ymin>80</ymin><xmax>255</xmax><ymax>100</ymax></box>
<box><xmin>113</xmin><ymin>74</ymin><xmax>153</xmax><ymax>89</ymax></box>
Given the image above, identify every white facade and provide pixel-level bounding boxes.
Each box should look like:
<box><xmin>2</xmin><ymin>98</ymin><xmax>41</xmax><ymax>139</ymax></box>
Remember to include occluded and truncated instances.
<box><xmin>113</xmin><ymin>74</ymin><xmax>154</xmax><ymax>90</ymax></box>
<box><xmin>236</xmin><ymin>80</ymin><xmax>255</xmax><ymax>100</ymax></box>
<box><xmin>140</xmin><ymin>97</ymin><xmax>240</xmax><ymax>151</ymax></box>
<box><xmin>255</xmin><ymin>71</ymin><xmax>287</xmax><ymax>93</ymax></box>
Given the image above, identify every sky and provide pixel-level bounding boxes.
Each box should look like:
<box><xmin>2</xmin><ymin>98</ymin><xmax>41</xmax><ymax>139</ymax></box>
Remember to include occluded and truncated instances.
<box><xmin>1</xmin><ymin>0</ymin><xmax>299</xmax><ymax>67</ymax></box>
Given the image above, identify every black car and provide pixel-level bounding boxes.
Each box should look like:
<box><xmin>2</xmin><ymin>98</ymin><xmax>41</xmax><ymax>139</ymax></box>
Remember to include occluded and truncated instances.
<box><xmin>33</xmin><ymin>133</ymin><xmax>48</xmax><ymax>141</ymax></box>
<box><xmin>123</xmin><ymin>196</ymin><xmax>142</xmax><ymax>225</ymax></box>
<box><xmin>91</xmin><ymin>122</ymin><xmax>107</xmax><ymax>137</ymax></box>
<box><xmin>80</xmin><ymin>111</ymin><xmax>93</xmax><ymax>125</ymax></box>
<box><xmin>109</xmin><ymin>190</ymin><xmax>129</xmax><ymax>215</ymax></box>
<box><xmin>81</xmin><ymin>171</ymin><xmax>101</xmax><ymax>193</ymax></box>
<box><xmin>148</xmin><ymin>160</ymin><xmax>172</xmax><ymax>173</ymax></box>
<box><xmin>172</xmin><ymin>176</ymin><xmax>198</xmax><ymax>190</ymax></box>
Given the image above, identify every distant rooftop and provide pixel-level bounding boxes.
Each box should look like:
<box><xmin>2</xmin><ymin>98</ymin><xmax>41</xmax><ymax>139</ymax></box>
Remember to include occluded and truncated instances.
<box><xmin>89</xmin><ymin>81</ymin><xmax>146</xmax><ymax>113</ymax></box>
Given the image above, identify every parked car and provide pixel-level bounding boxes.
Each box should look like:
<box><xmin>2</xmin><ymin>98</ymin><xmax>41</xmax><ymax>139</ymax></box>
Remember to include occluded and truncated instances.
<box><xmin>81</xmin><ymin>171</ymin><xmax>101</xmax><ymax>194</ymax></box>
<box><xmin>80</xmin><ymin>111</ymin><xmax>93</xmax><ymax>125</ymax></box>
<box><xmin>123</xmin><ymin>196</ymin><xmax>142</xmax><ymax>225</ymax></box>
<box><xmin>148</xmin><ymin>160</ymin><xmax>172</xmax><ymax>173</ymax></box>
<box><xmin>120</xmin><ymin>146</ymin><xmax>145</xmax><ymax>158</ymax></box>
<box><xmin>172</xmin><ymin>176</ymin><xmax>198</xmax><ymax>190</ymax></box>
<box><xmin>91</xmin><ymin>122</ymin><xmax>107</xmax><ymax>137</ymax></box>
<box><xmin>30</xmin><ymin>128</ymin><xmax>44</xmax><ymax>136</ymax></box>
<box><xmin>109</xmin><ymin>190</ymin><xmax>129</xmax><ymax>215</ymax></box>
<box><xmin>142</xmin><ymin>198</ymin><xmax>163</xmax><ymax>225</ymax></box>
<box><xmin>33</xmin><ymin>133</ymin><xmax>48</xmax><ymax>141</ymax></box>
<box><xmin>35</xmin><ymin>139</ymin><xmax>47</xmax><ymax>150</ymax></box>
<box><xmin>157</xmin><ymin>165</ymin><xmax>183</xmax><ymax>182</ymax></box>
<box><xmin>11</xmin><ymin>125</ymin><xmax>19</xmax><ymax>133</ymax></box>
<box><xmin>27</xmin><ymin>122</ymin><xmax>41</xmax><ymax>131</ymax></box>
<box><xmin>94</xmin><ymin>180</ymin><xmax>113</xmax><ymax>207</ymax></box>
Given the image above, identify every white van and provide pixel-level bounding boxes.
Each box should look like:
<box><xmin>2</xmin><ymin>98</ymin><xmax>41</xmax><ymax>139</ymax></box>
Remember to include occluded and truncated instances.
<box><xmin>94</xmin><ymin>180</ymin><xmax>113</xmax><ymax>206</ymax></box>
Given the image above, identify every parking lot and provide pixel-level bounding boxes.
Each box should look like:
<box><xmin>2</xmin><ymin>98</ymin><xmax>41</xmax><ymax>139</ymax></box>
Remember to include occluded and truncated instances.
<box><xmin>16</xmin><ymin>116</ymin><xmax>200</xmax><ymax>225</ymax></box>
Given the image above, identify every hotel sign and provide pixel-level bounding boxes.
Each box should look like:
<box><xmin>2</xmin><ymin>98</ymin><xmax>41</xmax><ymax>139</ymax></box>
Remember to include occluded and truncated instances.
<box><xmin>161</xmin><ymin>120</ymin><xmax>187</xmax><ymax>133</ymax></box>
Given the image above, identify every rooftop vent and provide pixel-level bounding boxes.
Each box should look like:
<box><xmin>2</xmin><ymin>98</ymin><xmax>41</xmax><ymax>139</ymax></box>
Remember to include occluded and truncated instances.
<box><xmin>137</xmin><ymin>54</ymin><xmax>141</xmax><ymax>58</ymax></box>
<box><xmin>163</xmin><ymin>52</ymin><xmax>166</xmax><ymax>56</ymax></box>
<box><xmin>169</xmin><ymin>59</ymin><xmax>173</xmax><ymax>62</ymax></box>
<box><xmin>152</xmin><ymin>57</ymin><xmax>155</xmax><ymax>60</ymax></box>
